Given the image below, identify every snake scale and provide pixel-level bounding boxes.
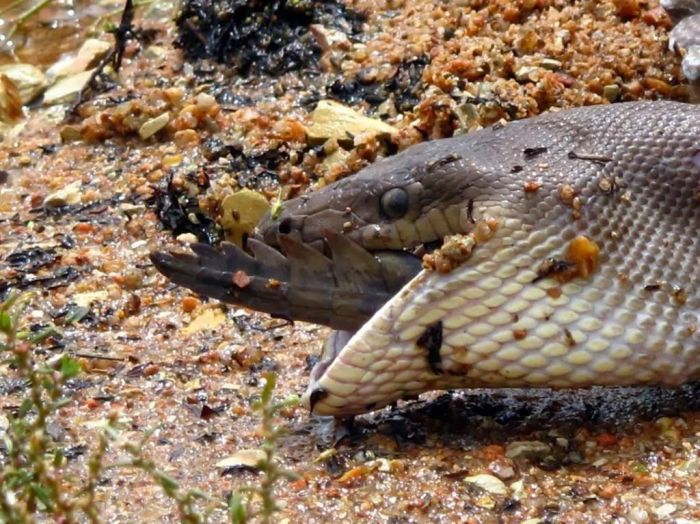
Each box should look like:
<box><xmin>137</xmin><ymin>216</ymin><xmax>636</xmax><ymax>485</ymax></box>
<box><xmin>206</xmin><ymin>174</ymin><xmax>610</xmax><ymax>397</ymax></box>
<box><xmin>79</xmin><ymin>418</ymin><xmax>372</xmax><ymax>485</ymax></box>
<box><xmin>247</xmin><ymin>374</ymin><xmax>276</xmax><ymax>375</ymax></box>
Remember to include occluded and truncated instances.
<box><xmin>152</xmin><ymin>5</ymin><xmax>700</xmax><ymax>417</ymax></box>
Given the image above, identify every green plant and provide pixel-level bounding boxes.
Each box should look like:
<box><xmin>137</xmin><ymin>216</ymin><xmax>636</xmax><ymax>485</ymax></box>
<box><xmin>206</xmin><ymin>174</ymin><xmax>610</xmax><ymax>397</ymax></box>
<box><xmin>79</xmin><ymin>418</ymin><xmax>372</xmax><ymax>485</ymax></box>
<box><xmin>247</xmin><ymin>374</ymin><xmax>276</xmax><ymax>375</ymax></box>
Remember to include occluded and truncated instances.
<box><xmin>229</xmin><ymin>373</ymin><xmax>300</xmax><ymax>524</ymax></box>
<box><xmin>0</xmin><ymin>292</ymin><xmax>83</xmax><ymax>522</ymax></box>
<box><xmin>0</xmin><ymin>294</ymin><xmax>215</xmax><ymax>522</ymax></box>
<box><xmin>0</xmin><ymin>292</ymin><xmax>300</xmax><ymax>523</ymax></box>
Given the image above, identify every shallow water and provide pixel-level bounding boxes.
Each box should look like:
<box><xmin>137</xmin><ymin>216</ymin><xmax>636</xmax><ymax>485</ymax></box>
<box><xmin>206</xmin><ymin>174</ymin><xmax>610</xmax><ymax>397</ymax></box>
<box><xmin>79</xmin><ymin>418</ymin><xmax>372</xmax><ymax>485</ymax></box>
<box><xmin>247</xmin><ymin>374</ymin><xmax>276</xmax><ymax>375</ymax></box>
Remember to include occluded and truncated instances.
<box><xmin>0</xmin><ymin>0</ymin><xmax>113</xmax><ymax>66</ymax></box>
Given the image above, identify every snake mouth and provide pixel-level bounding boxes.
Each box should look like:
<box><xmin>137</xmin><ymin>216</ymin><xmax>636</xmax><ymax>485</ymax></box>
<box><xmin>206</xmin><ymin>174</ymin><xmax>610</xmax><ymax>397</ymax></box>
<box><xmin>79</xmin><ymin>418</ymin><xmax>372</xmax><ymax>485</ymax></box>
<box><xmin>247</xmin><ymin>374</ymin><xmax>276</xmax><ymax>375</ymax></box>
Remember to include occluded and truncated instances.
<box><xmin>151</xmin><ymin>231</ymin><xmax>422</xmax><ymax>332</ymax></box>
<box><xmin>308</xmin><ymin>329</ymin><xmax>355</xmax><ymax>384</ymax></box>
<box><xmin>151</xmin><ymin>233</ymin><xmax>423</xmax><ymax>413</ymax></box>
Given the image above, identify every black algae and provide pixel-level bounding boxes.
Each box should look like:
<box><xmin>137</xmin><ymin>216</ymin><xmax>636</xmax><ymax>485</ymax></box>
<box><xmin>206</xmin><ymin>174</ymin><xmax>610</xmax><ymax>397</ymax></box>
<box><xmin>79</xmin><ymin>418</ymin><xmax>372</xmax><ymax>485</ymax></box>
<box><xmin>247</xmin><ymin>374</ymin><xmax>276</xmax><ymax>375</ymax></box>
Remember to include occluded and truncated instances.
<box><xmin>328</xmin><ymin>55</ymin><xmax>429</xmax><ymax>111</ymax></box>
<box><xmin>152</xmin><ymin>175</ymin><xmax>220</xmax><ymax>245</ymax></box>
<box><xmin>176</xmin><ymin>0</ymin><xmax>365</xmax><ymax>76</ymax></box>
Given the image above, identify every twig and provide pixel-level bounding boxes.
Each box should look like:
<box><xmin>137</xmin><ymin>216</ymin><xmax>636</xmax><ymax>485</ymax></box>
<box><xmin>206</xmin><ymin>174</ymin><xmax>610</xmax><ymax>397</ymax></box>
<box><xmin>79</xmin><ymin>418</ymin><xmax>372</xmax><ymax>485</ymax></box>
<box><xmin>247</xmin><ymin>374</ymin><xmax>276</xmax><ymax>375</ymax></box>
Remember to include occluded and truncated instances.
<box><xmin>72</xmin><ymin>353</ymin><xmax>125</xmax><ymax>362</ymax></box>
<box><xmin>65</xmin><ymin>0</ymin><xmax>136</xmax><ymax>121</ymax></box>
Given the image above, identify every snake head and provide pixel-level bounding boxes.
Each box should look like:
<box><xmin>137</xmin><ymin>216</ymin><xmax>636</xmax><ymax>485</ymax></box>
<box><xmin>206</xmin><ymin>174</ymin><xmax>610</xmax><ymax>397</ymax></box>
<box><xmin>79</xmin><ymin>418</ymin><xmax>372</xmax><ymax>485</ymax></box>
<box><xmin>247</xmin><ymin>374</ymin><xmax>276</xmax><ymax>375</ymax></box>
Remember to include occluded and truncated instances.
<box><xmin>255</xmin><ymin>139</ymin><xmax>491</xmax><ymax>252</ymax></box>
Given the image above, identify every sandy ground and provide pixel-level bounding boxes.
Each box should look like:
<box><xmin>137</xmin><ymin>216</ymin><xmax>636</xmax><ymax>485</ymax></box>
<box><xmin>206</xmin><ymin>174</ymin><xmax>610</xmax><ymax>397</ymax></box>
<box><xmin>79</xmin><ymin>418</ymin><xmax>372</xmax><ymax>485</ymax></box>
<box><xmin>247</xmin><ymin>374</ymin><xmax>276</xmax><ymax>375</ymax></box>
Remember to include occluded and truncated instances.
<box><xmin>1</xmin><ymin>0</ymin><xmax>699</xmax><ymax>522</ymax></box>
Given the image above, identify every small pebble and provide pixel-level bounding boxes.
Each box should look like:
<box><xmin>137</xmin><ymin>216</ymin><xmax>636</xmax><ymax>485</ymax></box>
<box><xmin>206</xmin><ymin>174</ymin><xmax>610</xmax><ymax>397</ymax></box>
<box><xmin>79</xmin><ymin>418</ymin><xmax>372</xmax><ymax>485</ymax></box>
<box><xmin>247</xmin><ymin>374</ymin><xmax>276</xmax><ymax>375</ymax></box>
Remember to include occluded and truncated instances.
<box><xmin>176</xmin><ymin>233</ymin><xmax>199</xmax><ymax>244</ymax></box>
<box><xmin>464</xmin><ymin>474</ymin><xmax>509</xmax><ymax>496</ymax></box>
<box><xmin>505</xmin><ymin>441</ymin><xmax>552</xmax><ymax>460</ymax></box>
<box><xmin>182</xmin><ymin>296</ymin><xmax>201</xmax><ymax>313</ymax></box>
<box><xmin>143</xmin><ymin>364</ymin><xmax>160</xmax><ymax>377</ymax></box>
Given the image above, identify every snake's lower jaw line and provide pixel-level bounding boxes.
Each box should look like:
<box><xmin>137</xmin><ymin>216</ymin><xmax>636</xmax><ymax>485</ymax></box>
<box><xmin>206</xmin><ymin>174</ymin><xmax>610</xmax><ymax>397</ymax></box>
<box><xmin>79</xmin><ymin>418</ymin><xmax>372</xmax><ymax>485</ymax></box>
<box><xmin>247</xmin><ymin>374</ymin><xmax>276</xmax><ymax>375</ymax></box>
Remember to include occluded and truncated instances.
<box><xmin>304</xmin><ymin>329</ymin><xmax>354</xmax><ymax>413</ymax></box>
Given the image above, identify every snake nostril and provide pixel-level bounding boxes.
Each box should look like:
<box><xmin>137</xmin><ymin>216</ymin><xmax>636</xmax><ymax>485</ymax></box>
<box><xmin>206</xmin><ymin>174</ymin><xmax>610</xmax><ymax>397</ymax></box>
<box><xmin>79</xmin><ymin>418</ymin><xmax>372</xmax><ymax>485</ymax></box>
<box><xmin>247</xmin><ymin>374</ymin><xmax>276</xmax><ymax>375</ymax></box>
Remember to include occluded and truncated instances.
<box><xmin>278</xmin><ymin>218</ymin><xmax>292</xmax><ymax>235</ymax></box>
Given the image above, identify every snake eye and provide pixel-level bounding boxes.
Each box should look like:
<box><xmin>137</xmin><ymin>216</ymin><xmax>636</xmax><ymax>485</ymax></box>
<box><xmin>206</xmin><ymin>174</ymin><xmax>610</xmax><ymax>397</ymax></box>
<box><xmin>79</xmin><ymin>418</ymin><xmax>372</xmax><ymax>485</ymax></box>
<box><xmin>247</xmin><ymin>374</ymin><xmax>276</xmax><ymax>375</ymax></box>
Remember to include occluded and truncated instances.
<box><xmin>380</xmin><ymin>187</ymin><xmax>409</xmax><ymax>219</ymax></box>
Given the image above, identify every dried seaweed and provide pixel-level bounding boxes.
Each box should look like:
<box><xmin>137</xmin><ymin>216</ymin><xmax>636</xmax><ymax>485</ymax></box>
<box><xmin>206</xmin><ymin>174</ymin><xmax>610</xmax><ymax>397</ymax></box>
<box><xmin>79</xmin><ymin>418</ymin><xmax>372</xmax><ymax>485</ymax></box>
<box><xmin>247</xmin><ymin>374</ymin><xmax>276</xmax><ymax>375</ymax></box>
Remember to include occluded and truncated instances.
<box><xmin>176</xmin><ymin>0</ymin><xmax>365</xmax><ymax>75</ymax></box>
<box><xmin>5</xmin><ymin>246</ymin><xmax>58</xmax><ymax>272</ymax></box>
<box><xmin>201</xmin><ymin>138</ymin><xmax>285</xmax><ymax>191</ymax></box>
<box><xmin>30</xmin><ymin>194</ymin><xmax>127</xmax><ymax>222</ymax></box>
<box><xmin>152</xmin><ymin>175</ymin><xmax>220</xmax><ymax>245</ymax></box>
<box><xmin>0</xmin><ymin>266</ymin><xmax>82</xmax><ymax>296</ymax></box>
<box><xmin>65</xmin><ymin>0</ymin><xmax>137</xmax><ymax>121</ymax></box>
<box><xmin>328</xmin><ymin>56</ymin><xmax>430</xmax><ymax>111</ymax></box>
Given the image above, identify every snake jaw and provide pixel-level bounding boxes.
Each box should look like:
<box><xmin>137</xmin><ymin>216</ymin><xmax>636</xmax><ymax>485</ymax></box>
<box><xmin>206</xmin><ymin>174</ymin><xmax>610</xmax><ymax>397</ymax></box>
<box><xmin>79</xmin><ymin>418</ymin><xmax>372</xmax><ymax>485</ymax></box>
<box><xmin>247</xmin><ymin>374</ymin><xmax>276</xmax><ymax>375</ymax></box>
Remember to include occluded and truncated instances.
<box><xmin>256</xmin><ymin>207</ymin><xmax>370</xmax><ymax>249</ymax></box>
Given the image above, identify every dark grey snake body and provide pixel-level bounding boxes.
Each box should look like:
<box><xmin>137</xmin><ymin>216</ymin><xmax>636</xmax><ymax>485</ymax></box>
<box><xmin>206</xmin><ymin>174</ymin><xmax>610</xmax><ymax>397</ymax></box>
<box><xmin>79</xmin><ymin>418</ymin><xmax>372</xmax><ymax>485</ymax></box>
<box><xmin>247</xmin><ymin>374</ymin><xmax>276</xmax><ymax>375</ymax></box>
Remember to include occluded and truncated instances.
<box><xmin>151</xmin><ymin>6</ymin><xmax>700</xmax><ymax>416</ymax></box>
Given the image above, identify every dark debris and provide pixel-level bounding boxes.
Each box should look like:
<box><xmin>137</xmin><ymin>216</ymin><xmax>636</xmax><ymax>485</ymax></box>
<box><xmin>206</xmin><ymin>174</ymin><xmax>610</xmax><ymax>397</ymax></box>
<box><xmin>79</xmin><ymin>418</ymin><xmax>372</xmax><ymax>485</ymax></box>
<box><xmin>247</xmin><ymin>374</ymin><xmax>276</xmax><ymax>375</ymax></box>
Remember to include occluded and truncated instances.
<box><xmin>203</xmin><ymin>140</ymin><xmax>288</xmax><ymax>192</ymax></box>
<box><xmin>176</xmin><ymin>0</ymin><xmax>365</xmax><ymax>76</ymax></box>
<box><xmin>0</xmin><ymin>266</ymin><xmax>82</xmax><ymax>297</ymax></box>
<box><xmin>361</xmin><ymin>383</ymin><xmax>700</xmax><ymax>445</ymax></box>
<box><xmin>5</xmin><ymin>246</ymin><xmax>58</xmax><ymax>272</ymax></box>
<box><xmin>328</xmin><ymin>55</ymin><xmax>430</xmax><ymax>111</ymax></box>
<box><xmin>152</xmin><ymin>175</ymin><xmax>220</xmax><ymax>245</ymax></box>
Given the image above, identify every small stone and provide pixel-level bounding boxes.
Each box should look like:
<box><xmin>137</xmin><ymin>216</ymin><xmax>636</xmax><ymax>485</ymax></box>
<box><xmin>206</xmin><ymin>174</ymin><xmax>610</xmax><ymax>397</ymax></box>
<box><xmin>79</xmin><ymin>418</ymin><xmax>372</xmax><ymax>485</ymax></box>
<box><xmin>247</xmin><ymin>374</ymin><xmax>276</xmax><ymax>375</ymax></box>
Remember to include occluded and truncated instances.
<box><xmin>376</xmin><ymin>97</ymin><xmax>397</xmax><ymax>118</ymax></box>
<box><xmin>182</xmin><ymin>296</ymin><xmax>201</xmax><ymax>313</ymax></box>
<box><xmin>560</xmin><ymin>183</ymin><xmax>576</xmax><ymax>204</ymax></box>
<box><xmin>509</xmin><ymin>479</ymin><xmax>526</xmax><ymax>500</ymax></box>
<box><xmin>43</xmin><ymin>70</ymin><xmax>93</xmax><ymax>105</ymax></box>
<box><xmin>539</xmin><ymin>58</ymin><xmax>561</xmax><ymax>70</ymax></box>
<box><xmin>474</xmin><ymin>495</ymin><xmax>496</xmax><ymax>509</ymax></box>
<box><xmin>216</xmin><ymin>449</ymin><xmax>266</xmax><ymax>470</ymax></box>
<box><xmin>683</xmin><ymin>458</ymin><xmax>699</xmax><ymax>473</ymax></box>
<box><xmin>488</xmin><ymin>459</ymin><xmax>515</xmax><ymax>480</ymax></box>
<box><xmin>505</xmin><ymin>441</ymin><xmax>552</xmax><ymax>460</ymax></box>
<box><xmin>0</xmin><ymin>63</ymin><xmax>48</xmax><ymax>104</ymax></box>
<box><xmin>627</xmin><ymin>506</ymin><xmax>650</xmax><ymax>524</ymax></box>
<box><xmin>515</xmin><ymin>28</ymin><xmax>539</xmax><ymax>54</ymax></box>
<box><xmin>644</xmin><ymin>77</ymin><xmax>672</xmax><ymax>96</ymax></box>
<box><xmin>454</xmin><ymin>102</ymin><xmax>482</xmax><ymax>133</ymax></box>
<box><xmin>613</xmin><ymin>0</ymin><xmax>640</xmax><ymax>19</ymax></box>
<box><xmin>220</xmin><ymin>189</ymin><xmax>270</xmax><ymax>246</ymax></box>
<box><xmin>72</xmin><ymin>290</ymin><xmax>109</xmax><ymax>308</ymax></box>
<box><xmin>229</xmin><ymin>344</ymin><xmax>263</xmax><ymax>369</ymax></box>
<box><xmin>173</xmin><ymin>129</ymin><xmax>200</xmax><ymax>147</ymax></box>
<box><xmin>181</xmin><ymin>308</ymin><xmax>226</xmax><ymax>335</ymax></box>
<box><xmin>653</xmin><ymin>503</ymin><xmax>676</xmax><ymax>519</ymax></box>
<box><xmin>176</xmin><ymin>233</ymin><xmax>199</xmax><ymax>245</ymax></box>
<box><xmin>464</xmin><ymin>474</ymin><xmax>509</xmax><ymax>495</ymax></box>
<box><xmin>44</xmin><ymin>180</ymin><xmax>82</xmax><ymax>207</ymax></box>
<box><xmin>138</xmin><ymin>112</ymin><xmax>170</xmax><ymax>140</ymax></box>
<box><xmin>118</xmin><ymin>203</ymin><xmax>146</xmax><ymax>217</ymax></box>
<box><xmin>0</xmin><ymin>74</ymin><xmax>22</xmax><ymax>124</ymax></box>
<box><xmin>122</xmin><ymin>270</ymin><xmax>144</xmax><ymax>290</ymax></box>
<box><xmin>47</xmin><ymin>38</ymin><xmax>111</xmax><ymax>79</ymax></box>
<box><xmin>515</xmin><ymin>66</ymin><xmax>543</xmax><ymax>83</ymax></box>
<box><xmin>305</xmin><ymin>100</ymin><xmax>397</xmax><ymax>146</ymax></box>
<box><xmin>603</xmin><ymin>84</ymin><xmax>620</xmax><ymax>102</ymax></box>
<box><xmin>60</xmin><ymin>124</ymin><xmax>83</xmax><ymax>142</ymax></box>
<box><xmin>144</xmin><ymin>45</ymin><xmax>169</xmax><ymax>60</ymax></box>
<box><xmin>143</xmin><ymin>364</ymin><xmax>160</xmax><ymax>377</ymax></box>
<box><xmin>309</xmin><ymin>24</ymin><xmax>350</xmax><ymax>52</ymax></box>
<box><xmin>321</xmin><ymin>147</ymin><xmax>350</xmax><ymax>172</ymax></box>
